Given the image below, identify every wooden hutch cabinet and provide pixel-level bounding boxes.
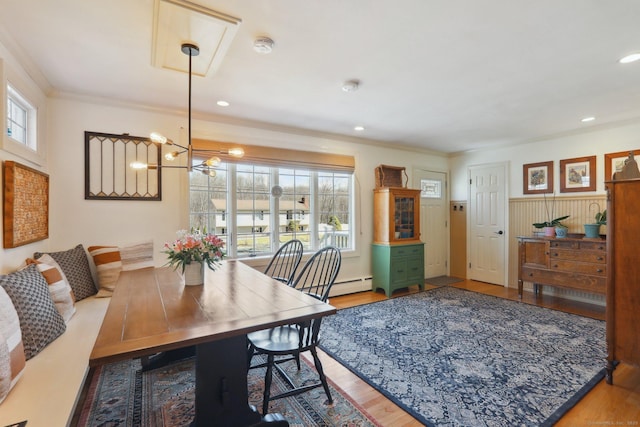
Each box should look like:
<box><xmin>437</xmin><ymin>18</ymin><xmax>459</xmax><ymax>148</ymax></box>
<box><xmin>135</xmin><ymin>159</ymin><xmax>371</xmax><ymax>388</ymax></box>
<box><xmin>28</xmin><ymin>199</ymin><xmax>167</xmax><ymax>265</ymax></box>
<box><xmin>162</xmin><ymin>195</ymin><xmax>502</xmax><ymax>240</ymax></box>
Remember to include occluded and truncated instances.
<box><xmin>605</xmin><ymin>179</ymin><xmax>640</xmax><ymax>384</ymax></box>
<box><xmin>516</xmin><ymin>236</ymin><xmax>606</xmax><ymax>298</ymax></box>
<box><xmin>372</xmin><ymin>187</ymin><xmax>424</xmax><ymax>297</ymax></box>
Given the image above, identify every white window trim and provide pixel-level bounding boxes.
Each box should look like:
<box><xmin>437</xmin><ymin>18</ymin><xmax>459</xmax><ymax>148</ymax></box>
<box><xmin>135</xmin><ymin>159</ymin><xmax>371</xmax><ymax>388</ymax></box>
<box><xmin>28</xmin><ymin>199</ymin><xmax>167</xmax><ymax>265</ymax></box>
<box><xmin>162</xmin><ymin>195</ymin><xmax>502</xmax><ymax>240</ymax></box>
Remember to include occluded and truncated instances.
<box><xmin>0</xmin><ymin>58</ymin><xmax>47</xmax><ymax>165</ymax></box>
<box><xmin>189</xmin><ymin>163</ymin><xmax>356</xmax><ymax>260</ymax></box>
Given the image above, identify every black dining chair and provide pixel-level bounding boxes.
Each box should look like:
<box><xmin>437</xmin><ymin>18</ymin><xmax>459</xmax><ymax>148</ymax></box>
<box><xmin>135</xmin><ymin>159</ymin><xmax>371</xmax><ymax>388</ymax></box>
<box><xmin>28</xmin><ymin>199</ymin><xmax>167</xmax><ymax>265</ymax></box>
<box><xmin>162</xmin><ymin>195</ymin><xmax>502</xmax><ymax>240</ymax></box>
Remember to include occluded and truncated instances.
<box><xmin>263</xmin><ymin>239</ymin><xmax>304</xmax><ymax>285</ymax></box>
<box><xmin>247</xmin><ymin>246</ymin><xmax>341</xmax><ymax>415</ymax></box>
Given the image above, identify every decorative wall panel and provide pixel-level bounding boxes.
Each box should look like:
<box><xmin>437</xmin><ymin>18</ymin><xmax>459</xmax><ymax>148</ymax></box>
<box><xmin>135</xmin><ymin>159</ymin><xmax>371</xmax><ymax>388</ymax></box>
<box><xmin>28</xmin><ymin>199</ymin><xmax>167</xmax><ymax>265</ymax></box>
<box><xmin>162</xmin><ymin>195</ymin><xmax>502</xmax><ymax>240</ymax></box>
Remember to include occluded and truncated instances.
<box><xmin>3</xmin><ymin>161</ymin><xmax>49</xmax><ymax>248</ymax></box>
<box><xmin>84</xmin><ymin>131</ymin><xmax>161</xmax><ymax>200</ymax></box>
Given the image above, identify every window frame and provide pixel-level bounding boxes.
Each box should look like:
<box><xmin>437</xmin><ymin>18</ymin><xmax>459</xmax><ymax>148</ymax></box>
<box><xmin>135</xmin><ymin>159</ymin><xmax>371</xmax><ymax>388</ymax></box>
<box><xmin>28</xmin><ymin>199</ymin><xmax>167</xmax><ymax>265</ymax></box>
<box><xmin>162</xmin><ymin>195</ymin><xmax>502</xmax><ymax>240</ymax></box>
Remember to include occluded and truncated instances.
<box><xmin>0</xmin><ymin>58</ymin><xmax>46</xmax><ymax>165</ymax></box>
<box><xmin>7</xmin><ymin>84</ymin><xmax>32</xmax><ymax>147</ymax></box>
<box><xmin>189</xmin><ymin>161</ymin><xmax>355</xmax><ymax>260</ymax></box>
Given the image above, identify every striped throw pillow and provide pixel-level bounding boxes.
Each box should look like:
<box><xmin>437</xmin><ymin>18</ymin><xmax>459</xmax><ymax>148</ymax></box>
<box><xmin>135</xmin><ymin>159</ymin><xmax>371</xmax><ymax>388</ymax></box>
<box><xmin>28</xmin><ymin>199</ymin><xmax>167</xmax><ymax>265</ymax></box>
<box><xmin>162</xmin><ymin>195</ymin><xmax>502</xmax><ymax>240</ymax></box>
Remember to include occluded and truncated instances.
<box><xmin>0</xmin><ymin>286</ymin><xmax>25</xmax><ymax>403</ymax></box>
<box><xmin>26</xmin><ymin>256</ymin><xmax>76</xmax><ymax>323</ymax></box>
<box><xmin>88</xmin><ymin>246</ymin><xmax>122</xmax><ymax>297</ymax></box>
<box><xmin>119</xmin><ymin>240</ymin><xmax>154</xmax><ymax>271</ymax></box>
<box><xmin>33</xmin><ymin>245</ymin><xmax>97</xmax><ymax>301</ymax></box>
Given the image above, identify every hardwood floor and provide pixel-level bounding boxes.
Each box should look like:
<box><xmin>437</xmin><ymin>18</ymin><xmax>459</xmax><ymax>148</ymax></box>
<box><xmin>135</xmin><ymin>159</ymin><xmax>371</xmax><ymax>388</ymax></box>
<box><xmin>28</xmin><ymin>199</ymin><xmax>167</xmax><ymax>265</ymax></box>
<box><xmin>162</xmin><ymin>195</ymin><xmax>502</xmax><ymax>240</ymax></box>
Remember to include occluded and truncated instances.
<box><xmin>308</xmin><ymin>280</ymin><xmax>640</xmax><ymax>426</ymax></box>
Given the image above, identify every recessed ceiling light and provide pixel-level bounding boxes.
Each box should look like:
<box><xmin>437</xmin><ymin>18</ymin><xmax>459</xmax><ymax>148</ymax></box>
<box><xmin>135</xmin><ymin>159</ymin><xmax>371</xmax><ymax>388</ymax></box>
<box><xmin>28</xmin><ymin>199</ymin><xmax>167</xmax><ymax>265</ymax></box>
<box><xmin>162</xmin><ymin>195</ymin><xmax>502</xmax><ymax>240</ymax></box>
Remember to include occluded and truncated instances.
<box><xmin>619</xmin><ymin>53</ymin><xmax>640</xmax><ymax>64</ymax></box>
<box><xmin>354</xmin><ymin>126</ymin><xmax>365</xmax><ymax>131</ymax></box>
<box><xmin>217</xmin><ymin>100</ymin><xmax>230</xmax><ymax>107</ymax></box>
<box><xmin>253</xmin><ymin>37</ymin><xmax>274</xmax><ymax>54</ymax></box>
<box><xmin>581</xmin><ymin>116</ymin><xmax>595</xmax><ymax>123</ymax></box>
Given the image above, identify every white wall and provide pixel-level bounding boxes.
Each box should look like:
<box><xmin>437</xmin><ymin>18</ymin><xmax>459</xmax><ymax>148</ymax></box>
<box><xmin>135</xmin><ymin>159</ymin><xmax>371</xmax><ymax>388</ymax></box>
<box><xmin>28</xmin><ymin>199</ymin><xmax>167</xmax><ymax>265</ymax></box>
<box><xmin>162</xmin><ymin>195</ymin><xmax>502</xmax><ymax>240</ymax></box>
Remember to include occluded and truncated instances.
<box><xmin>2</xmin><ymin>83</ymin><xmax>449</xmax><ymax>282</ymax></box>
<box><xmin>449</xmin><ymin>121</ymin><xmax>640</xmax><ymax>200</ymax></box>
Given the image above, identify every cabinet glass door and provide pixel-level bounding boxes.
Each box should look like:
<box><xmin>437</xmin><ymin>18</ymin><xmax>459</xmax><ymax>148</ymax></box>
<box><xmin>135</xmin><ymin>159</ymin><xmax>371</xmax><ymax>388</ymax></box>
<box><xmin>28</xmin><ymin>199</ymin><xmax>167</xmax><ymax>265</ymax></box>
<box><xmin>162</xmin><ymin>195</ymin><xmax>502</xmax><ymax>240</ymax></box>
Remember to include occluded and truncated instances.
<box><xmin>394</xmin><ymin>196</ymin><xmax>415</xmax><ymax>239</ymax></box>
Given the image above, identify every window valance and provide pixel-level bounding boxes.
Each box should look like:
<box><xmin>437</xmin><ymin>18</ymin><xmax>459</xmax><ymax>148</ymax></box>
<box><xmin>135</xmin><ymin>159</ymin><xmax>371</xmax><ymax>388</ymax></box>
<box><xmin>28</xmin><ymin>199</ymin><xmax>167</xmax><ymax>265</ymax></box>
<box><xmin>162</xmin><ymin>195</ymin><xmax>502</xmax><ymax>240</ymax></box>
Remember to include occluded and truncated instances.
<box><xmin>192</xmin><ymin>139</ymin><xmax>355</xmax><ymax>174</ymax></box>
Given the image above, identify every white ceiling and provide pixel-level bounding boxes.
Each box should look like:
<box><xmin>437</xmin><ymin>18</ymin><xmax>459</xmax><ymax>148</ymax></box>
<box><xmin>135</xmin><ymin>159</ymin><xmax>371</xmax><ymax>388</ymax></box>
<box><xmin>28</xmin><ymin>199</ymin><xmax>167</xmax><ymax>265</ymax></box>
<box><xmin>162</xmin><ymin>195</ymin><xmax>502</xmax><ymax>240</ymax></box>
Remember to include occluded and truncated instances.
<box><xmin>1</xmin><ymin>0</ymin><xmax>640</xmax><ymax>154</ymax></box>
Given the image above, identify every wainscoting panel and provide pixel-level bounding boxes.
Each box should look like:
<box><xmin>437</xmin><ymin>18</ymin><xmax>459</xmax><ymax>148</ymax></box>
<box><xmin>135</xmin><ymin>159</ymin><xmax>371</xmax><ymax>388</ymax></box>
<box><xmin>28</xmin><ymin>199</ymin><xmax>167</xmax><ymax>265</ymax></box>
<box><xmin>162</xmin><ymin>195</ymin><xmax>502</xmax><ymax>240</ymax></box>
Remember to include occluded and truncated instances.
<box><xmin>508</xmin><ymin>195</ymin><xmax>606</xmax><ymax>305</ymax></box>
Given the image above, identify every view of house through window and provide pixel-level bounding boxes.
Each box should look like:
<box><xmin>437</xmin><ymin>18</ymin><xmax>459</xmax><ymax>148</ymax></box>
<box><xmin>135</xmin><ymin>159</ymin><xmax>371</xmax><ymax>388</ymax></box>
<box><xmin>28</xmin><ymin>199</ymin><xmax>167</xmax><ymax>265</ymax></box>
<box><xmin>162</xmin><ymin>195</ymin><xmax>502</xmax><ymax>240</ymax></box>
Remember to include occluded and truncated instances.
<box><xmin>189</xmin><ymin>161</ymin><xmax>353</xmax><ymax>258</ymax></box>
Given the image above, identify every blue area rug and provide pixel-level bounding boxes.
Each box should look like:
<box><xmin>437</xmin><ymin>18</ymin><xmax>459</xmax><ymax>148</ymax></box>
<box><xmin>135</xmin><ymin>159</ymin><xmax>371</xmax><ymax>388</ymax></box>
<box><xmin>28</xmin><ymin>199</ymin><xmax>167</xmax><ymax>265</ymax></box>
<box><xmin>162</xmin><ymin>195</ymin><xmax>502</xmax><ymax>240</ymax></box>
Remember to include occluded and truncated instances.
<box><xmin>320</xmin><ymin>286</ymin><xmax>606</xmax><ymax>426</ymax></box>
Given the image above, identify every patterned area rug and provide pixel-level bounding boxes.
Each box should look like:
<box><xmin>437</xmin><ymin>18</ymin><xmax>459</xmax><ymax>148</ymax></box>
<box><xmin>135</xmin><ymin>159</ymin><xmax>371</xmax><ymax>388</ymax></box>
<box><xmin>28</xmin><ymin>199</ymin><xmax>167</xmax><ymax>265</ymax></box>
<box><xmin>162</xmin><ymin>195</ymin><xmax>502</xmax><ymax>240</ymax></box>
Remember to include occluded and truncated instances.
<box><xmin>77</xmin><ymin>354</ymin><xmax>379</xmax><ymax>426</ymax></box>
<box><xmin>320</xmin><ymin>286</ymin><xmax>606</xmax><ymax>427</ymax></box>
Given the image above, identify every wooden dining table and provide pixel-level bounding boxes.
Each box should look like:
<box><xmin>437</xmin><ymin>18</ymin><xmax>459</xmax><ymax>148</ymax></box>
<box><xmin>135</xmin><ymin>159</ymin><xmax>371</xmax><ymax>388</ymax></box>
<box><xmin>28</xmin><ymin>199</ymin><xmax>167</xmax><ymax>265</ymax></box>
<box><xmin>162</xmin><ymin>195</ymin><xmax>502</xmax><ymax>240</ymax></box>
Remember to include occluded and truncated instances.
<box><xmin>89</xmin><ymin>260</ymin><xmax>337</xmax><ymax>427</ymax></box>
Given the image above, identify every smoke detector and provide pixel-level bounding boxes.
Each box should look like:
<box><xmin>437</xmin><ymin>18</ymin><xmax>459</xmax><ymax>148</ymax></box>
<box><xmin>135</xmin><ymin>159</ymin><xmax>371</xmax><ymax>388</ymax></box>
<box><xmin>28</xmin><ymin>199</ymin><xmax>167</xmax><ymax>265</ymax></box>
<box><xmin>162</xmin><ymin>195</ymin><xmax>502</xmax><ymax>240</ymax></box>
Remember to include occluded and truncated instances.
<box><xmin>253</xmin><ymin>37</ymin><xmax>274</xmax><ymax>54</ymax></box>
<box><xmin>342</xmin><ymin>79</ymin><xmax>360</xmax><ymax>92</ymax></box>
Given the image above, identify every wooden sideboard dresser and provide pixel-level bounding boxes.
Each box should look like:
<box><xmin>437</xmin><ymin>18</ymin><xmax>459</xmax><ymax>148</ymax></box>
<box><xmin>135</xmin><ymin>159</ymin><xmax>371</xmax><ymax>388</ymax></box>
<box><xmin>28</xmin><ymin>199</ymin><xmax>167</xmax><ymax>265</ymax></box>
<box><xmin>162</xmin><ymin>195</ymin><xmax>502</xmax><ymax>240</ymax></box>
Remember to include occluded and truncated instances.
<box><xmin>517</xmin><ymin>235</ymin><xmax>606</xmax><ymax>298</ymax></box>
<box><xmin>605</xmin><ymin>179</ymin><xmax>640</xmax><ymax>384</ymax></box>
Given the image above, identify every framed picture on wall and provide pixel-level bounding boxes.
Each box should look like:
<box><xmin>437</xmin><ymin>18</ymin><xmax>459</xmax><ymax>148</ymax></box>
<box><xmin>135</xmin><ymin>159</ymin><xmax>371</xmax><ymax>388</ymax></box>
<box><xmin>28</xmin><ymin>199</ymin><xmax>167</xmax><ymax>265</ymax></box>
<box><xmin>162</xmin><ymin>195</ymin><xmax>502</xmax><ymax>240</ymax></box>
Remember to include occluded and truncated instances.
<box><xmin>560</xmin><ymin>155</ymin><xmax>596</xmax><ymax>192</ymax></box>
<box><xmin>3</xmin><ymin>160</ymin><xmax>49</xmax><ymax>248</ymax></box>
<box><xmin>604</xmin><ymin>149</ymin><xmax>640</xmax><ymax>181</ymax></box>
<box><xmin>523</xmin><ymin>161</ymin><xmax>553</xmax><ymax>194</ymax></box>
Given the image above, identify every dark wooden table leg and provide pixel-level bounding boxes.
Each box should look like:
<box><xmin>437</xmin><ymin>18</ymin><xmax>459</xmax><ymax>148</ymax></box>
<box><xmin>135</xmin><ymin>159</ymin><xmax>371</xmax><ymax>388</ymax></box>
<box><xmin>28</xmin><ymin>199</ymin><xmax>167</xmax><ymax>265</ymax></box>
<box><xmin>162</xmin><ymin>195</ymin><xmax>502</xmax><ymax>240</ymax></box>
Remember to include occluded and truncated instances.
<box><xmin>141</xmin><ymin>346</ymin><xmax>195</xmax><ymax>371</ymax></box>
<box><xmin>192</xmin><ymin>335</ymin><xmax>288</xmax><ymax>427</ymax></box>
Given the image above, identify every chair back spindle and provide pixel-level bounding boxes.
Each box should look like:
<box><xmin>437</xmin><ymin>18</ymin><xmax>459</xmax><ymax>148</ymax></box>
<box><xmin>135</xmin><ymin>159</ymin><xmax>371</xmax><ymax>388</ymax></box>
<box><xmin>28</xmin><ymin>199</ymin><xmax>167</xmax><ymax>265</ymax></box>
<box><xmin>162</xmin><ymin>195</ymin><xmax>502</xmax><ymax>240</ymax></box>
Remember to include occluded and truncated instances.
<box><xmin>290</xmin><ymin>246</ymin><xmax>341</xmax><ymax>302</ymax></box>
<box><xmin>264</xmin><ymin>239</ymin><xmax>304</xmax><ymax>285</ymax></box>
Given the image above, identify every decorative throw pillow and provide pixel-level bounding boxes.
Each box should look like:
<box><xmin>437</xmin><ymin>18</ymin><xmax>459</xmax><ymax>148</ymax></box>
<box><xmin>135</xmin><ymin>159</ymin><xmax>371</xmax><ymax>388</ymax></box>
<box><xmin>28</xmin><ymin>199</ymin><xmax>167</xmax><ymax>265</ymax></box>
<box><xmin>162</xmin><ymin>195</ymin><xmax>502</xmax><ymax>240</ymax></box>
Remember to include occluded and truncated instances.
<box><xmin>0</xmin><ymin>286</ymin><xmax>26</xmax><ymax>403</ymax></box>
<box><xmin>26</xmin><ymin>256</ymin><xmax>76</xmax><ymax>322</ymax></box>
<box><xmin>0</xmin><ymin>264</ymin><xmax>66</xmax><ymax>360</ymax></box>
<box><xmin>119</xmin><ymin>240</ymin><xmax>154</xmax><ymax>271</ymax></box>
<box><xmin>34</xmin><ymin>244</ymin><xmax>97</xmax><ymax>301</ymax></box>
<box><xmin>87</xmin><ymin>246</ymin><xmax>122</xmax><ymax>297</ymax></box>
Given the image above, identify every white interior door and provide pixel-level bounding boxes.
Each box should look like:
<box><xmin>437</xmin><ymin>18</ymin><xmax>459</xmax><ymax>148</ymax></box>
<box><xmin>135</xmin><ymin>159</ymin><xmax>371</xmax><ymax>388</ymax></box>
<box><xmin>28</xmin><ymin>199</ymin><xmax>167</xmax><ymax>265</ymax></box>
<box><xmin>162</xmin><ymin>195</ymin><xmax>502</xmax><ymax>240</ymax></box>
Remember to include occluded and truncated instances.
<box><xmin>414</xmin><ymin>169</ymin><xmax>448</xmax><ymax>279</ymax></box>
<box><xmin>468</xmin><ymin>163</ymin><xmax>508</xmax><ymax>285</ymax></box>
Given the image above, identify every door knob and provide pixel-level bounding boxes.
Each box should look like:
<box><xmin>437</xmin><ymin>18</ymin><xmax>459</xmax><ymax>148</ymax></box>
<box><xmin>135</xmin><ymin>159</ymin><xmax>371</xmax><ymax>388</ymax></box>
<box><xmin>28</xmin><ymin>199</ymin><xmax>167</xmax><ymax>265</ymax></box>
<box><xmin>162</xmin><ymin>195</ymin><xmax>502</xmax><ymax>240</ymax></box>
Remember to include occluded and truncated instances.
<box><xmin>494</xmin><ymin>230</ymin><xmax>504</xmax><ymax>235</ymax></box>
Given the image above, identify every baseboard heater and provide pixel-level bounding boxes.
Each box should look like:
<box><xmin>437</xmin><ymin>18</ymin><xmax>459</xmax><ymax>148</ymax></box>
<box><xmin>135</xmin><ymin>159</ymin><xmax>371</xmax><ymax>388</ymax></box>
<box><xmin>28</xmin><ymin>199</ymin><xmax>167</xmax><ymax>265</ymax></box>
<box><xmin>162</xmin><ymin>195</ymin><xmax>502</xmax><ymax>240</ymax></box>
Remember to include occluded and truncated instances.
<box><xmin>330</xmin><ymin>276</ymin><xmax>373</xmax><ymax>297</ymax></box>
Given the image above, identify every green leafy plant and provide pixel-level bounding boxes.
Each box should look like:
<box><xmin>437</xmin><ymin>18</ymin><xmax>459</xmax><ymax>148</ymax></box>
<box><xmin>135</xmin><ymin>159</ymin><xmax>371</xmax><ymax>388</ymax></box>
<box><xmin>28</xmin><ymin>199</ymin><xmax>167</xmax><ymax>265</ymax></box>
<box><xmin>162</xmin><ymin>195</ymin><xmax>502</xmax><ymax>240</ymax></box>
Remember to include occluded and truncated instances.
<box><xmin>328</xmin><ymin>215</ymin><xmax>342</xmax><ymax>231</ymax></box>
<box><xmin>532</xmin><ymin>193</ymin><xmax>570</xmax><ymax>228</ymax></box>
<box><xmin>588</xmin><ymin>202</ymin><xmax>607</xmax><ymax>225</ymax></box>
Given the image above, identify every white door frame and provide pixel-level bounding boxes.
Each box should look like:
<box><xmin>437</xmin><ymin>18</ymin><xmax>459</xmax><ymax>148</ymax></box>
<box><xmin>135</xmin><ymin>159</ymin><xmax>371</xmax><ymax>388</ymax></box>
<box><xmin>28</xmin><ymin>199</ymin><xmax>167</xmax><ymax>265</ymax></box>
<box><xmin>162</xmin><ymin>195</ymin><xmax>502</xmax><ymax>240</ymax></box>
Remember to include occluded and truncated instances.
<box><xmin>467</xmin><ymin>161</ymin><xmax>509</xmax><ymax>286</ymax></box>
<box><xmin>413</xmin><ymin>167</ymin><xmax>449</xmax><ymax>278</ymax></box>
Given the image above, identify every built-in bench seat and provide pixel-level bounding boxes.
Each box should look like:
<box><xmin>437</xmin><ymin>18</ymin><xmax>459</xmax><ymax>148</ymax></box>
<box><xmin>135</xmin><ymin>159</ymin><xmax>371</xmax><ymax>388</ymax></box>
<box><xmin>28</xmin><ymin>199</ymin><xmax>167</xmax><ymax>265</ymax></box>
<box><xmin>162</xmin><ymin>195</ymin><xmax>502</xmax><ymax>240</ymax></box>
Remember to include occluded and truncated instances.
<box><xmin>0</xmin><ymin>296</ymin><xmax>110</xmax><ymax>427</ymax></box>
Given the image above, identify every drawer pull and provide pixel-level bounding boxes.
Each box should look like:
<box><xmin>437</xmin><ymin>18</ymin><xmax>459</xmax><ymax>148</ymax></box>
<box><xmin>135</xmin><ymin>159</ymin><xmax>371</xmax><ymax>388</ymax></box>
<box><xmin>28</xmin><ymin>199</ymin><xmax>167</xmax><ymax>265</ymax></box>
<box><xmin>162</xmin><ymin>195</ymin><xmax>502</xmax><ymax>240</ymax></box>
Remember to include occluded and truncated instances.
<box><xmin>553</xmin><ymin>264</ymin><xmax>558</xmax><ymax>268</ymax></box>
<box><xmin>552</xmin><ymin>253</ymin><xmax>558</xmax><ymax>257</ymax></box>
<box><xmin>597</xmin><ymin>269</ymin><xmax>603</xmax><ymax>273</ymax></box>
<box><xmin>597</xmin><ymin>257</ymin><xmax>604</xmax><ymax>261</ymax></box>
<box><xmin>528</xmin><ymin>273</ymin><xmax>533</xmax><ymax>277</ymax></box>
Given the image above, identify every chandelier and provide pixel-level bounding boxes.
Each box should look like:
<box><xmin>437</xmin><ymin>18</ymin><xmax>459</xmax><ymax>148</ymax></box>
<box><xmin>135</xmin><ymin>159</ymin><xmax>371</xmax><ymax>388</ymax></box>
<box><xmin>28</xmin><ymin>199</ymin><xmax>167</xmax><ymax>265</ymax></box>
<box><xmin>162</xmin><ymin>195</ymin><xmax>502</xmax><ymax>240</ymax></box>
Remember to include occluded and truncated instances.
<box><xmin>131</xmin><ymin>43</ymin><xmax>244</xmax><ymax>177</ymax></box>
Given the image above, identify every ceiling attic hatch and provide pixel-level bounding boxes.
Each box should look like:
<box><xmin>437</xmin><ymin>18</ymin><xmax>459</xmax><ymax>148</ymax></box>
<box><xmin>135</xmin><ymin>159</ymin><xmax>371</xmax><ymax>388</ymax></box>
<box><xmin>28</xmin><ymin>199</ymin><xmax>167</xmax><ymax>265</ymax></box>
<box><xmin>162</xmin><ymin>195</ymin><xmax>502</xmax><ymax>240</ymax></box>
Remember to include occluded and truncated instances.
<box><xmin>152</xmin><ymin>0</ymin><xmax>241</xmax><ymax>77</ymax></box>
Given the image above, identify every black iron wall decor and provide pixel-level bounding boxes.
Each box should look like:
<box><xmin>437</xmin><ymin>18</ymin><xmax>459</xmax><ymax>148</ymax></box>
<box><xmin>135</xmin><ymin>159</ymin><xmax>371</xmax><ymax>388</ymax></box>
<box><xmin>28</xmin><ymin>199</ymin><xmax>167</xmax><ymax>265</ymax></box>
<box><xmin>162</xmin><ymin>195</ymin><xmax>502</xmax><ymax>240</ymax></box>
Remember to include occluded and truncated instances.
<box><xmin>84</xmin><ymin>131</ymin><xmax>162</xmax><ymax>200</ymax></box>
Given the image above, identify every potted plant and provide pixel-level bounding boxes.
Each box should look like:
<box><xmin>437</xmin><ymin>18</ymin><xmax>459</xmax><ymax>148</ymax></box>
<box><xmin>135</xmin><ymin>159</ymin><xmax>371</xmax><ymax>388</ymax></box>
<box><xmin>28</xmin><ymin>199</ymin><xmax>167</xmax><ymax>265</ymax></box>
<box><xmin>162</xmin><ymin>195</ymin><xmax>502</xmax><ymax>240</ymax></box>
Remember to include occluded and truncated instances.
<box><xmin>163</xmin><ymin>228</ymin><xmax>225</xmax><ymax>285</ymax></box>
<box><xmin>554</xmin><ymin>221</ymin><xmax>569</xmax><ymax>238</ymax></box>
<box><xmin>584</xmin><ymin>203</ymin><xmax>606</xmax><ymax>239</ymax></box>
<box><xmin>532</xmin><ymin>193</ymin><xmax>569</xmax><ymax>237</ymax></box>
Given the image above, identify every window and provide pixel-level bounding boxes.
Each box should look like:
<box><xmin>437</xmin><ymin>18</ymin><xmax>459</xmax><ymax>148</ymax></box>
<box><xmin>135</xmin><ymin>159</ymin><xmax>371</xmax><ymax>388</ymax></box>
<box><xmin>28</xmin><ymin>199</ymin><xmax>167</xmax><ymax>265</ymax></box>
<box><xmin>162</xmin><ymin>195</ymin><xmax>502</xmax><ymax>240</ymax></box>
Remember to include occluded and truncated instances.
<box><xmin>189</xmin><ymin>161</ymin><xmax>354</xmax><ymax>258</ymax></box>
<box><xmin>6</xmin><ymin>84</ymin><xmax>36</xmax><ymax>150</ymax></box>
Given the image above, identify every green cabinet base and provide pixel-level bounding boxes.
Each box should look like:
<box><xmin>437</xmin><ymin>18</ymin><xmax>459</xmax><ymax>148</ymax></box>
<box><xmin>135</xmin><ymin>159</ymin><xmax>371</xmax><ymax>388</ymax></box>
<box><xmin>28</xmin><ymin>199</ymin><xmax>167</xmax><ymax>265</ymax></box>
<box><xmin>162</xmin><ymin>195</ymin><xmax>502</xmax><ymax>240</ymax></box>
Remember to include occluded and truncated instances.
<box><xmin>372</xmin><ymin>243</ymin><xmax>425</xmax><ymax>297</ymax></box>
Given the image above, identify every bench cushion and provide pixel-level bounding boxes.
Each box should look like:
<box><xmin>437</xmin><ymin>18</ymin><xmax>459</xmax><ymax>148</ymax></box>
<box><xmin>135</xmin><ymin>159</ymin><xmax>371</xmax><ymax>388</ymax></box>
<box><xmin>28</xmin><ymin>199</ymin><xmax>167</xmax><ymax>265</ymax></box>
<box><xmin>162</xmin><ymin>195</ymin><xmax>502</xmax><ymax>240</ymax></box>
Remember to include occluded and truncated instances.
<box><xmin>0</xmin><ymin>296</ymin><xmax>110</xmax><ymax>427</ymax></box>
